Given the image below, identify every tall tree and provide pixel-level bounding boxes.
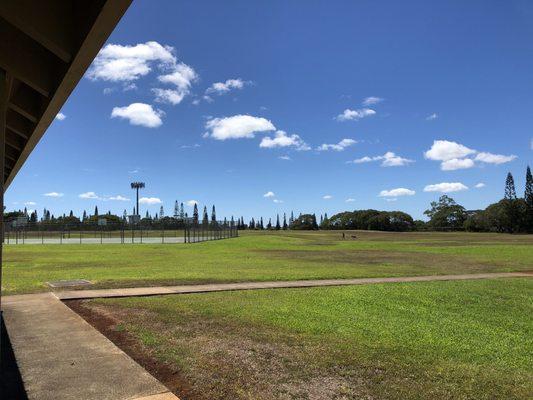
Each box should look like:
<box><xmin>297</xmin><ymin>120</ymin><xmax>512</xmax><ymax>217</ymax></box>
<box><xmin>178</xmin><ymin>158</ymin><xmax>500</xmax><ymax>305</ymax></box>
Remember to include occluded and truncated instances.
<box><xmin>202</xmin><ymin>206</ymin><xmax>209</xmax><ymax>225</ymax></box>
<box><xmin>122</xmin><ymin>209</ymin><xmax>127</xmax><ymax>221</ymax></box>
<box><xmin>145</xmin><ymin>210</ymin><xmax>149</xmax><ymax>219</ymax></box>
<box><xmin>180</xmin><ymin>202</ymin><xmax>185</xmax><ymax>218</ymax></box>
<box><xmin>267</xmin><ymin>218</ymin><xmax>272</xmax><ymax>229</ymax></box>
<box><xmin>193</xmin><ymin>204</ymin><xmax>199</xmax><ymax>224</ymax></box>
<box><xmin>290</xmin><ymin>211</ymin><xmax>294</xmax><ymax>224</ymax></box>
<box><xmin>249</xmin><ymin>218</ymin><xmax>255</xmax><ymax>229</ymax></box>
<box><xmin>311</xmin><ymin>214</ymin><xmax>319</xmax><ymax>230</ymax></box>
<box><xmin>505</xmin><ymin>172</ymin><xmax>517</xmax><ymax>200</ymax></box>
<box><xmin>275</xmin><ymin>214</ymin><xmax>281</xmax><ymax>230</ymax></box>
<box><xmin>525</xmin><ymin>166</ymin><xmax>533</xmax><ymax>207</ymax></box>
<box><xmin>94</xmin><ymin>206</ymin><xmax>99</xmax><ymax>217</ymax></box>
<box><xmin>211</xmin><ymin>205</ymin><xmax>216</xmax><ymax>223</ymax></box>
<box><xmin>174</xmin><ymin>201</ymin><xmax>179</xmax><ymax>218</ymax></box>
<box><xmin>82</xmin><ymin>210</ymin><xmax>87</xmax><ymax>222</ymax></box>
<box><xmin>283</xmin><ymin>213</ymin><xmax>288</xmax><ymax>230</ymax></box>
<box><xmin>160</xmin><ymin>205</ymin><xmax>164</xmax><ymax>218</ymax></box>
<box><xmin>260</xmin><ymin>217</ymin><xmax>264</xmax><ymax>230</ymax></box>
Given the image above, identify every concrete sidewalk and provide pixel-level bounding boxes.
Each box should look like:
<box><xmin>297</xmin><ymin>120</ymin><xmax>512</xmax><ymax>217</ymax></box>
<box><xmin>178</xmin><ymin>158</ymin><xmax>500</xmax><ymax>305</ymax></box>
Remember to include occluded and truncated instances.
<box><xmin>2</xmin><ymin>293</ymin><xmax>178</xmax><ymax>400</ymax></box>
<box><xmin>55</xmin><ymin>271</ymin><xmax>532</xmax><ymax>300</ymax></box>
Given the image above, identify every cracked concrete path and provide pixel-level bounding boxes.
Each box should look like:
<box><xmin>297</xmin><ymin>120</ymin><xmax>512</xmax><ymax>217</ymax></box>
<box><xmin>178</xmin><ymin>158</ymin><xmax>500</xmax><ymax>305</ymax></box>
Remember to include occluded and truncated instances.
<box><xmin>53</xmin><ymin>271</ymin><xmax>532</xmax><ymax>300</ymax></box>
<box><xmin>2</xmin><ymin>292</ymin><xmax>178</xmax><ymax>400</ymax></box>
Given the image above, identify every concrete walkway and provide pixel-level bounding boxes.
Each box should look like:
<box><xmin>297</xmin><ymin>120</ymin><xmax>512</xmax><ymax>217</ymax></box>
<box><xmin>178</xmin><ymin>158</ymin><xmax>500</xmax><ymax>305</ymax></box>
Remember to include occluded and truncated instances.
<box><xmin>56</xmin><ymin>272</ymin><xmax>531</xmax><ymax>300</ymax></box>
<box><xmin>2</xmin><ymin>293</ymin><xmax>178</xmax><ymax>400</ymax></box>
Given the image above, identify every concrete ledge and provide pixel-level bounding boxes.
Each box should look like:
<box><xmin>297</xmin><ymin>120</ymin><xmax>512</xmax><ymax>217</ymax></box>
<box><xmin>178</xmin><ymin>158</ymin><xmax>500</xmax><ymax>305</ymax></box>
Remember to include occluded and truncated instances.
<box><xmin>2</xmin><ymin>293</ymin><xmax>179</xmax><ymax>400</ymax></box>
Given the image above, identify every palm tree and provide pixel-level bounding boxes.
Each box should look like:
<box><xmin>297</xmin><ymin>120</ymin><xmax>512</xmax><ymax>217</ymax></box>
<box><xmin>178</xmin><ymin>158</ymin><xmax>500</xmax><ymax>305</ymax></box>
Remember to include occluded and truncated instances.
<box><xmin>130</xmin><ymin>182</ymin><xmax>145</xmax><ymax>216</ymax></box>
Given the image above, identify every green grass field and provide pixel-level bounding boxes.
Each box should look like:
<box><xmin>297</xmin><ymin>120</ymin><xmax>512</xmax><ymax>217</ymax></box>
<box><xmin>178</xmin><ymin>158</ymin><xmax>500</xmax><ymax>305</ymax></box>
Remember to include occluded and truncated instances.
<box><xmin>3</xmin><ymin>230</ymin><xmax>532</xmax><ymax>295</ymax></box>
<box><xmin>85</xmin><ymin>278</ymin><xmax>533</xmax><ymax>399</ymax></box>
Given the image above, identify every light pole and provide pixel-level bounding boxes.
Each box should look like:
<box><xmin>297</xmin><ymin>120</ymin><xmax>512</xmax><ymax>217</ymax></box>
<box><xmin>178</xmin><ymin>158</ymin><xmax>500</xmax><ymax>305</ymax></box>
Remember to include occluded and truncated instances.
<box><xmin>130</xmin><ymin>182</ymin><xmax>145</xmax><ymax>216</ymax></box>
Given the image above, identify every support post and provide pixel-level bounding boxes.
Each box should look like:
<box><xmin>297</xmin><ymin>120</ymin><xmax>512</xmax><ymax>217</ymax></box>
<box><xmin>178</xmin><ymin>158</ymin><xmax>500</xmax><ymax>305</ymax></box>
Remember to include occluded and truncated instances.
<box><xmin>0</xmin><ymin>69</ymin><xmax>7</xmax><ymax>339</ymax></box>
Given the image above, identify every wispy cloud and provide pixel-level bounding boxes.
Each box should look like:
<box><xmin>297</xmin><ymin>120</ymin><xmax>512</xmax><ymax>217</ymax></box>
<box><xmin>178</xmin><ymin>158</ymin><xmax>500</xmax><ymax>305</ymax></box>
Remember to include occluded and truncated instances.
<box><xmin>350</xmin><ymin>151</ymin><xmax>413</xmax><ymax>167</ymax></box>
<box><xmin>362</xmin><ymin>96</ymin><xmax>383</xmax><ymax>106</ymax></box>
<box><xmin>316</xmin><ymin>138</ymin><xmax>357</xmax><ymax>152</ymax></box>
<box><xmin>263</xmin><ymin>191</ymin><xmax>275</xmax><ymax>198</ymax></box>
<box><xmin>335</xmin><ymin>108</ymin><xmax>376</xmax><ymax>122</ymax></box>
<box><xmin>55</xmin><ymin>112</ymin><xmax>66</xmax><ymax>121</ymax></box>
<box><xmin>139</xmin><ymin>197</ymin><xmax>162</xmax><ymax>205</ymax></box>
<box><xmin>345</xmin><ymin>198</ymin><xmax>355</xmax><ymax>202</ymax></box>
<box><xmin>426</xmin><ymin>113</ymin><xmax>438</xmax><ymax>120</ymax></box>
<box><xmin>323</xmin><ymin>195</ymin><xmax>333</xmax><ymax>200</ymax></box>
<box><xmin>475</xmin><ymin>183</ymin><xmax>486</xmax><ymax>189</ymax></box>
<box><xmin>44</xmin><ymin>192</ymin><xmax>64</xmax><ymax>198</ymax></box>
<box><xmin>186</xmin><ymin>200</ymin><xmax>198</xmax><ymax>207</ymax></box>
<box><xmin>379</xmin><ymin>188</ymin><xmax>415</xmax><ymax>197</ymax></box>
<box><xmin>260</xmin><ymin>130</ymin><xmax>310</xmax><ymax>151</ymax></box>
<box><xmin>278</xmin><ymin>155</ymin><xmax>291</xmax><ymax>161</ymax></box>
<box><xmin>206</xmin><ymin>78</ymin><xmax>250</xmax><ymax>95</ymax></box>
<box><xmin>423</xmin><ymin>182</ymin><xmax>468</xmax><ymax>193</ymax></box>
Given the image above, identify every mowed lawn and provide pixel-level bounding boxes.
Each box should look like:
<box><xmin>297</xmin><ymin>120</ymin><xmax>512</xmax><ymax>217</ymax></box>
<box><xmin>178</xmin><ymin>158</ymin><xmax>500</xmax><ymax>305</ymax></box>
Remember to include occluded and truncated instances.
<box><xmin>3</xmin><ymin>230</ymin><xmax>533</xmax><ymax>294</ymax></box>
<box><xmin>82</xmin><ymin>278</ymin><xmax>533</xmax><ymax>400</ymax></box>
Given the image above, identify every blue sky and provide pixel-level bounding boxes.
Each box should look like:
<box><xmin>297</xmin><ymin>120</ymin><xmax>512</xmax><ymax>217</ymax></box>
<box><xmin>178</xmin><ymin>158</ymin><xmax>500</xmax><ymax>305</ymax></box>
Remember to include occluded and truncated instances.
<box><xmin>6</xmin><ymin>0</ymin><xmax>533</xmax><ymax>220</ymax></box>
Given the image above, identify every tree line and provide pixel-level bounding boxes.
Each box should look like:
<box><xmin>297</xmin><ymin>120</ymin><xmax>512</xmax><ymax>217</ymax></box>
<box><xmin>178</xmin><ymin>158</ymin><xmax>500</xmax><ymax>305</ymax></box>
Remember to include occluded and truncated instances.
<box><xmin>5</xmin><ymin>166</ymin><xmax>532</xmax><ymax>233</ymax></box>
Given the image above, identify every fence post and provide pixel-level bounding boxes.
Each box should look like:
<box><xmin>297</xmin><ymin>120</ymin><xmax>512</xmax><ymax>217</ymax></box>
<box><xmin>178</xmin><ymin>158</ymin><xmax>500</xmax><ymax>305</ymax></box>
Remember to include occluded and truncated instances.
<box><xmin>162</xmin><ymin>228</ymin><xmax>164</xmax><ymax>244</ymax></box>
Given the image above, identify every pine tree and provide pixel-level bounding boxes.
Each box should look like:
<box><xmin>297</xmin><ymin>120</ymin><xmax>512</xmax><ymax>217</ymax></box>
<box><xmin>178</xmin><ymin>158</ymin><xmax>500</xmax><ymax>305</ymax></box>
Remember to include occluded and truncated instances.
<box><xmin>202</xmin><ymin>206</ymin><xmax>209</xmax><ymax>225</ymax></box>
<box><xmin>505</xmin><ymin>172</ymin><xmax>517</xmax><ymax>200</ymax></box>
<box><xmin>267</xmin><ymin>218</ymin><xmax>272</xmax><ymax>229</ymax></box>
<box><xmin>312</xmin><ymin>213</ymin><xmax>318</xmax><ymax>230</ymax></box>
<box><xmin>231</xmin><ymin>216</ymin><xmax>235</xmax><ymax>227</ymax></box>
<box><xmin>260</xmin><ymin>217</ymin><xmax>264</xmax><ymax>230</ymax></box>
<box><xmin>193</xmin><ymin>204</ymin><xmax>199</xmax><ymax>224</ymax></box>
<box><xmin>290</xmin><ymin>211</ymin><xmax>294</xmax><ymax>224</ymax></box>
<box><xmin>320</xmin><ymin>214</ymin><xmax>323</xmax><ymax>225</ymax></box>
<box><xmin>180</xmin><ymin>202</ymin><xmax>185</xmax><ymax>218</ymax></box>
<box><xmin>94</xmin><ymin>206</ymin><xmax>99</xmax><ymax>216</ymax></box>
<box><xmin>275</xmin><ymin>214</ymin><xmax>281</xmax><ymax>230</ymax></box>
<box><xmin>174</xmin><ymin>201</ymin><xmax>179</xmax><ymax>218</ymax></box>
<box><xmin>283</xmin><ymin>213</ymin><xmax>288</xmax><ymax>230</ymax></box>
<box><xmin>525</xmin><ymin>166</ymin><xmax>533</xmax><ymax>207</ymax></box>
<box><xmin>145</xmin><ymin>211</ymin><xmax>149</xmax><ymax>219</ymax></box>
<box><xmin>250</xmin><ymin>218</ymin><xmax>255</xmax><ymax>229</ymax></box>
<box><xmin>211</xmin><ymin>205</ymin><xmax>216</xmax><ymax>223</ymax></box>
<box><xmin>122</xmin><ymin>209</ymin><xmax>127</xmax><ymax>221</ymax></box>
<box><xmin>160</xmin><ymin>205</ymin><xmax>164</xmax><ymax>218</ymax></box>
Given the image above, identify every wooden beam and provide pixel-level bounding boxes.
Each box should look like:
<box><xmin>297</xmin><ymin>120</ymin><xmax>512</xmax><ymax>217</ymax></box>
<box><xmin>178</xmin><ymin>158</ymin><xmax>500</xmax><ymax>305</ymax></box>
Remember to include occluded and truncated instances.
<box><xmin>8</xmin><ymin>82</ymin><xmax>45</xmax><ymax>123</ymax></box>
<box><xmin>6</xmin><ymin>109</ymin><xmax>33</xmax><ymax>140</ymax></box>
<box><xmin>0</xmin><ymin>0</ymin><xmax>75</xmax><ymax>63</ymax></box>
<box><xmin>0</xmin><ymin>17</ymin><xmax>65</xmax><ymax>97</ymax></box>
<box><xmin>5</xmin><ymin>128</ymin><xmax>25</xmax><ymax>151</ymax></box>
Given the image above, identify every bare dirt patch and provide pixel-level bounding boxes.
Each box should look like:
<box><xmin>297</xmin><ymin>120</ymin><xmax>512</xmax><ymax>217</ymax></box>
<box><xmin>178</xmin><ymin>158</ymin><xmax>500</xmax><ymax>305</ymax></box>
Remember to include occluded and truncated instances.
<box><xmin>67</xmin><ymin>300</ymin><xmax>373</xmax><ymax>400</ymax></box>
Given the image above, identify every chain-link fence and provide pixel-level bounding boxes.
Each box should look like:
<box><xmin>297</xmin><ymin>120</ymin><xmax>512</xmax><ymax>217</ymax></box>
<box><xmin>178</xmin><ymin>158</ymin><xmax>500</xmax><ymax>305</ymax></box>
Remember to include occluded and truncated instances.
<box><xmin>3</xmin><ymin>218</ymin><xmax>238</xmax><ymax>245</ymax></box>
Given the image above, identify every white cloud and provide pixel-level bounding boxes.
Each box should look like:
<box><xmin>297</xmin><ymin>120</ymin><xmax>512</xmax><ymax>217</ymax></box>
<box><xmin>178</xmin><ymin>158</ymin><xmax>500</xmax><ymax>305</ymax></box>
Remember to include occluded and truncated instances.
<box><xmin>424</xmin><ymin>140</ymin><xmax>476</xmax><ymax>161</ymax></box>
<box><xmin>336</xmin><ymin>108</ymin><xmax>376</xmax><ymax>122</ymax></box>
<box><xmin>350</xmin><ymin>152</ymin><xmax>413</xmax><ymax>167</ymax></box>
<box><xmin>79</xmin><ymin>191</ymin><xmax>100</xmax><ymax>199</ymax></box>
<box><xmin>180</xmin><ymin>144</ymin><xmax>201</xmax><ymax>149</ymax></box>
<box><xmin>273</xmin><ymin>199</ymin><xmax>284</xmax><ymax>203</ymax></box>
<box><xmin>24</xmin><ymin>201</ymin><xmax>37</xmax><ymax>206</ymax></box>
<box><xmin>139</xmin><ymin>197</ymin><xmax>162</xmax><ymax>205</ymax></box>
<box><xmin>316</xmin><ymin>138</ymin><xmax>357</xmax><ymax>151</ymax></box>
<box><xmin>425</xmin><ymin>140</ymin><xmax>517</xmax><ymax>170</ymax></box>
<box><xmin>278</xmin><ymin>155</ymin><xmax>291</xmax><ymax>161</ymax></box>
<box><xmin>345</xmin><ymin>198</ymin><xmax>355</xmax><ymax>202</ymax></box>
<box><xmin>206</xmin><ymin>78</ymin><xmax>248</xmax><ymax>95</ymax></box>
<box><xmin>379</xmin><ymin>188</ymin><xmax>416</xmax><ymax>197</ymax></box>
<box><xmin>154</xmin><ymin>63</ymin><xmax>198</xmax><ymax>104</ymax></box>
<box><xmin>426</xmin><ymin>113</ymin><xmax>438</xmax><ymax>120</ymax></box>
<box><xmin>263</xmin><ymin>191</ymin><xmax>275</xmax><ymax>198</ymax></box>
<box><xmin>424</xmin><ymin>182</ymin><xmax>468</xmax><ymax>193</ymax></box>
<box><xmin>474</xmin><ymin>152</ymin><xmax>517</xmax><ymax>165</ymax></box>
<box><xmin>186</xmin><ymin>200</ymin><xmax>198</xmax><ymax>207</ymax></box>
<box><xmin>362</xmin><ymin>96</ymin><xmax>383</xmax><ymax>106</ymax></box>
<box><xmin>44</xmin><ymin>192</ymin><xmax>64</xmax><ymax>198</ymax></box>
<box><xmin>475</xmin><ymin>183</ymin><xmax>486</xmax><ymax>189</ymax></box>
<box><xmin>108</xmin><ymin>195</ymin><xmax>130</xmax><ymax>201</ymax></box>
<box><xmin>260</xmin><ymin>130</ymin><xmax>310</xmax><ymax>151</ymax></box>
<box><xmin>111</xmin><ymin>103</ymin><xmax>164</xmax><ymax>128</ymax></box>
<box><xmin>323</xmin><ymin>195</ymin><xmax>333</xmax><ymax>200</ymax></box>
<box><xmin>55</xmin><ymin>112</ymin><xmax>66</xmax><ymax>121</ymax></box>
<box><xmin>441</xmin><ymin>158</ymin><xmax>475</xmax><ymax>171</ymax></box>
<box><xmin>87</xmin><ymin>41</ymin><xmax>176</xmax><ymax>82</ymax></box>
<box><xmin>205</xmin><ymin>115</ymin><xmax>275</xmax><ymax>140</ymax></box>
